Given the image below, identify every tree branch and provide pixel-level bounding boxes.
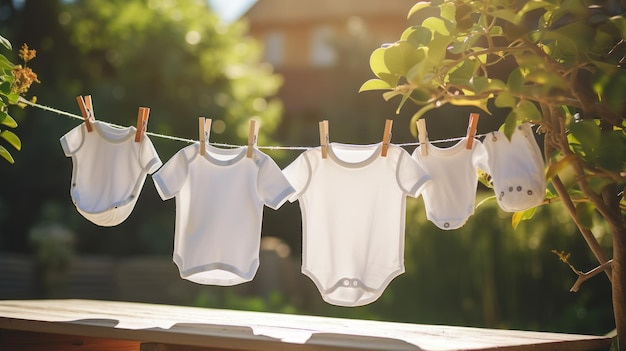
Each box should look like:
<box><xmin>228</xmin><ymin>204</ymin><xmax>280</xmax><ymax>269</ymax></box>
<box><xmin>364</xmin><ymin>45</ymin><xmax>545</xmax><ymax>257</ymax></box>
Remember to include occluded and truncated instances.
<box><xmin>542</xmin><ymin>105</ymin><xmax>613</xmax><ymax>280</ymax></box>
<box><xmin>570</xmin><ymin>260</ymin><xmax>614</xmax><ymax>292</ymax></box>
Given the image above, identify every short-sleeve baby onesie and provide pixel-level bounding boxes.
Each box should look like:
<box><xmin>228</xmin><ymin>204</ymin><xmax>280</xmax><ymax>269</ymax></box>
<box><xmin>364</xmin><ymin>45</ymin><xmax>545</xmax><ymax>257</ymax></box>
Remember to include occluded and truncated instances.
<box><xmin>283</xmin><ymin>142</ymin><xmax>431</xmax><ymax>307</ymax></box>
<box><xmin>60</xmin><ymin>120</ymin><xmax>162</xmax><ymax>227</ymax></box>
<box><xmin>152</xmin><ymin>143</ymin><xmax>294</xmax><ymax>286</ymax></box>
<box><xmin>411</xmin><ymin>137</ymin><xmax>490</xmax><ymax>230</ymax></box>
<box><xmin>483</xmin><ymin>123</ymin><xmax>546</xmax><ymax>212</ymax></box>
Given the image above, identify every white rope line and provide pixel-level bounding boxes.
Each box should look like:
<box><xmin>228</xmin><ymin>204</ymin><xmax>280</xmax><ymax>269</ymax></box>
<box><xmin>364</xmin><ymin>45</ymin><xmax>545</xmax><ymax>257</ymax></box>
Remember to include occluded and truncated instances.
<box><xmin>18</xmin><ymin>97</ymin><xmax>485</xmax><ymax>150</ymax></box>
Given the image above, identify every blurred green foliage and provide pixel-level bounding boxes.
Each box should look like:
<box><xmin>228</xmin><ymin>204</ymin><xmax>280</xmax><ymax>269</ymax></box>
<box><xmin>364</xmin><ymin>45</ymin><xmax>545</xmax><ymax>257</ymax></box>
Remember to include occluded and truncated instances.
<box><xmin>0</xmin><ymin>0</ymin><xmax>284</xmax><ymax>252</ymax></box>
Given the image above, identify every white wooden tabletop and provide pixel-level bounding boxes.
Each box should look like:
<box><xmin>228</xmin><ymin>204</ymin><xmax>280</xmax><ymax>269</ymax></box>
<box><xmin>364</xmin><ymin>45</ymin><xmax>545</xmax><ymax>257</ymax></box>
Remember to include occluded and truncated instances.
<box><xmin>0</xmin><ymin>299</ymin><xmax>611</xmax><ymax>351</ymax></box>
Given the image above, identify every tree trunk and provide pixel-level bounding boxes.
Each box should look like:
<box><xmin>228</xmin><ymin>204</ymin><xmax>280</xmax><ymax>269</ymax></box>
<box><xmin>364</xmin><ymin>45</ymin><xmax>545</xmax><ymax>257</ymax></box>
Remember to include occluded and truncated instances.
<box><xmin>599</xmin><ymin>122</ymin><xmax>625</xmax><ymax>349</ymax></box>
<box><xmin>611</xmin><ymin>218</ymin><xmax>625</xmax><ymax>349</ymax></box>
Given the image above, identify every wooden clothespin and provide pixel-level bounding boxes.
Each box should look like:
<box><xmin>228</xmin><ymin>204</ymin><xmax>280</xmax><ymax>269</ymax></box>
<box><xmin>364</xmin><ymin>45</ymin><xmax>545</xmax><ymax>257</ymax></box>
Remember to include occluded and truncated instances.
<box><xmin>466</xmin><ymin>113</ymin><xmax>479</xmax><ymax>149</ymax></box>
<box><xmin>198</xmin><ymin>117</ymin><xmax>211</xmax><ymax>156</ymax></box>
<box><xmin>135</xmin><ymin>107</ymin><xmax>150</xmax><ymax>143</ymax></box>
<box><xmin>416</xmin><ymin>118</ymin><xmax>428</xmax><ymax>156</ymax></box>
<box><xmin>76</xmin><ymin>95</ymin><xmax>95</xmax><ymax>132</ymax></box>
<box><xmin>381</xmin><ymin>119</ymin><xmax>393</xmax><ymax>157</ymax></box>
<box><xmin>319</xmin><ymin>120</ymin><xmax>329</xmax><ymax>159</ymax></box>
<box><xmin>246</xmin><ymin>119</ymin><xmax>259</xmax><ymax>158</ymax></box>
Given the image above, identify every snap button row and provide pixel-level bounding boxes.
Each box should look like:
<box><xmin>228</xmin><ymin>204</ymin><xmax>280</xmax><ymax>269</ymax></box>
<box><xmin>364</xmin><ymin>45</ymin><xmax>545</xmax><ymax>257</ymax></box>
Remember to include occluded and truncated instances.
<box><xmin>342</xmin><ymin>279</ymin><xmax>359</xmax><ymax>287</ymax></box>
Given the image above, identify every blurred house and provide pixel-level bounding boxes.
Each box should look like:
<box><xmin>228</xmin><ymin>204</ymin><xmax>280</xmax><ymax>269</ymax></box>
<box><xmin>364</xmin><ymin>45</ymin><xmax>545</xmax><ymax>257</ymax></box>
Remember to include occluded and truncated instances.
<box><xmin>244</xmin><ymin>0</ymin><xmax>420</xmax><ymax>145</ymax></box>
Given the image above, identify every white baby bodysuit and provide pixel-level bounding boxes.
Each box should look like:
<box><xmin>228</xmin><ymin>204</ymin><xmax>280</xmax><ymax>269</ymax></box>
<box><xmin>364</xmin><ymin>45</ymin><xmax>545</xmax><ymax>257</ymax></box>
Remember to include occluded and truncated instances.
<box><xmin>153</xmin><ymin>143</ymin><xmax>294</xmax><ymax>286</ymax></box>
<box><xmin>60</xmin><ymin>120</ymin><xmax>162</xmax><ymax>227</ymax></box>
<box><xmin>483</xmin><ymin>123</ymin><xmax>546</xmax><ymax>212</ymax></box>
<box><xmin>411</xmin><ymin>137</ymin><xmax>490</xmax><ymax>230</ymax></box>
<box><xmin>283</xmin><ymin>142</ymin><xmax>430</xmax><ymax>307</ymax></box>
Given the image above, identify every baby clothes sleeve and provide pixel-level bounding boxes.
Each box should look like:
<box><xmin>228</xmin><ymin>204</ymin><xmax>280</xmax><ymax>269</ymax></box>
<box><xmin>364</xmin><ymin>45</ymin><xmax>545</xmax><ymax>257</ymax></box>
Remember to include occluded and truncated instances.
<box><xmin>282</xmin><ymin>151</ymin><xmax>312</xmax><ymax>202</ymax></box>
<box><xmin>152</xmin><ymin>147</ymin><xmax>190</xmax><ymax>200</ymax></box>
<box><xmin>60</xmin><ymin>124</ymin><xmax>86</xmax><ymax>156</ymax></box>
<box><xmin>139</xmin><ymin>136</ymin><xmax>165</xmax><ymax>175</ymax></box>
<box><xmin>398</xmin><ymin>147</ymin><xmax>432</xmax><ymax>196</ymax></box>
<box><xmin>256</xmin><ymin>155</ymin><xmax>296</xmax><ymax>210</ymax></box>
<box><xmin>483</xmin><ymin>123</ymin><xmax>546</xmax><ymax>212</ymax></box>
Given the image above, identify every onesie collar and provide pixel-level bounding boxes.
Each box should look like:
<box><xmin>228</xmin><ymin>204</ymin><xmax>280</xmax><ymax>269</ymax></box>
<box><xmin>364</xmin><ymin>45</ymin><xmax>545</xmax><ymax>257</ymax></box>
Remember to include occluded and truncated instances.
<box><xmin>327</xmin><ymin>142</ymin><xmax>382</xmax><ymax>169</ymax></box>
<box><xmin>92</xmin><ymin>120</ymin><xmax>135</xmax><ymax>144</ymax></box>
<box><xmin>200</xmin><ymin>144</ymin><xmax>247</xmax><ymax>167</ymax></box>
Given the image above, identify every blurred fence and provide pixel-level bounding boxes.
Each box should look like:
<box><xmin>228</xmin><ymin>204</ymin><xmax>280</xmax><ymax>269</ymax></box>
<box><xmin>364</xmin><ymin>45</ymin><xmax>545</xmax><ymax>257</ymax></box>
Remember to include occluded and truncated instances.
<box><xmin>0</xmin><ymin>247</ymin><xmax>309</xmax><ymax>306</ymax></box>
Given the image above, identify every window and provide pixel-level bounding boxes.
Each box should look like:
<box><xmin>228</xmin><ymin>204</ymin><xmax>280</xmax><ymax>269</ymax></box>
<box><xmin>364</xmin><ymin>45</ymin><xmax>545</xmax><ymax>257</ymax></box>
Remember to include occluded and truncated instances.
<box><xmin>310</xmin><ymin>26</ymin><xmax>336</xmax><ymax>67</ymax></box>
<box><xmin>265</xmin><ymin>31</ymin><xmax>284</xmax><ymax>67</ymax></box>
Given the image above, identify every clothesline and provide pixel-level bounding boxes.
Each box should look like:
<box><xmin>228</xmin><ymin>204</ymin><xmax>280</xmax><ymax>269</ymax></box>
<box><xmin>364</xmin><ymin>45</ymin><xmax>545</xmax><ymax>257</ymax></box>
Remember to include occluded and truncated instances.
<box><xmin>18</xmin><ymin>97</ymin><xmax>487</xmax><ymax>150</ymax></box>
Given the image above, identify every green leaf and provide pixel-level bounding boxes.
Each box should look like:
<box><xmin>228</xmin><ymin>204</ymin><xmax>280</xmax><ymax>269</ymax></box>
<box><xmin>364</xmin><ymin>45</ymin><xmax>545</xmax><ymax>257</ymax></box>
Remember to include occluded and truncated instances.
<box><xmin>0</xmin><ymin>35</ymin><xmax>12</xmax><ymax>50</ymax></box>
<box><xmin>595</xmin><ymin>130</ymin><xmax>626</xmax><ymax>172</ymax></box>
<box><xmin>7</xmin><ymin>92</ymin><xmax>19</xmax><ymax>105</ymax></box>
<box><xmin>507</xmin><ymin>67</ymin><xmax>524</xmax><ymax>94</ymax></box>
<box><xmin>0</xmin><ymin>55</ymin><xmax>16</xmax><ymax>71</ymax></box>
<box><xmin>359</xmin><ymin>79</ymin><xmax>394</xmax><ymax>93</ymax></box>
<box><xmin>440</xmin><ymin>1</ymin><xmax>456</xmax><ymax>22</ymax></box>
<box><xmin>489</xmin><ymin>26</ymin><xmax>504</xmax><ymax>36</ymax></box>
<box><xmin>448</xmin><ymin>58</ymin><xmax>479</xmax><ymax>85</ymax></box>
<box><xmin>384</xmin><ymin>41</ymin><xmax>425</xmax><ymax>77</ymax></box>
<box><xmin>408</xmin><ymin>2</ymin><xmax>433</xmax><ymax>19</ymax></box>
<box><xmin>503</xmin><ymin>110</ymin><xmax>519</xmax><ymax>140</ymax></box>
<box><xmin>535</xmin><ymin>29</ymin><xmax>579</xmax><ymax>62</ymax></box>
<box><xmin>519</xmin><ymin>1</ymin><xmax>555</xmax><ymax>16</ymax></box>
<box><xmin>545</xmin><ymin>154</ymin><xmax>577</xmax><ymax>181</ymax></box>
<box><xmin>0</xmin><ymin>111</ymin><xmax>17</xmax><ymax>128</ymax></box>
<box><xmin>401</xmin><ymin>26</ymin><xmax>433</xmax><ymax>47</ymax></box>
<box><xmin>588</xmin><ymin>176</ymin><xmax>613</xmax><ymax>195</ymax></box>
<box><xmin>447</xmin><ymin>96</ymin><xmax>491</xmax><ymax>114</ymax></box>
<box><xmin>0</xmin><ymin>145</ymin><xmax>14</xmax><ymax>164</ymax></box>
<box><xmin>422</xmin><ymin>17</ymin><xmax>451</xmax><ymax>36</ymax></box>
<box><xmin>472</xmin><ymin>76</ymin><xmax>490</xmax><ymax>94</ymax></box>
<box><xmin>512</xmin><ymin>207</ymin><xmax>537</xmax><ymax>230</ymax></box>
<box><xmin>426</xmin><ymin>33</ymin><xmax>451</xmax><ymax>65</ymax></box>
<box><xmin>489</xmin><ymin>9</ymin><xmax>520</xmax><ymax>25</ymax></box>
<box><xmin>0</xmin><ymin>130</ymin><xmax>21</xmax><ymax>150</ymax></box>
<box><xmin>561</xmin><ymin>0</ymin><xmax>587</xmax><ymax>17</ymax></box>
<box><xmin>515</xmin><ymin>100</ymin><xmax>542</xmax><ymax>122</ymax></box>
<box><xmin>568</xmin><ymin>120</ymin><xmax>601</xmax><ymax>152</ymax></box>
<box><xmin>489</xmin><ymin>78</ymin><xmax>506</xmax><ymax>91</ymax></box>
<box><xmin>0</xmin><ymin>81</ymin><xmax>10</xmax><ymax>95</ymax></box>
<box><xmin>494</xmin><ymin>92</ymin><xmax>516</xmax><ymax>108</ymax></box>
<box><xmin>609</xmin><ymin>14</ymin><xmax>626</xmax><ymax>39</ymax></box>
<box><xmin>554</xmin><ymin>22</ymin><xmax>593</xmax><ymax>56</ymax></box>
<box><xmin>447</xmin><ymin>33</ymin><xmax>480</xmax><ymax>54</ymax></box>
<box><xmin>369</xmin><ymin>47</ymin><xmax>399</xmax><ymax>86</ymax></box>
<box><xmin>409</xmin><ymin>87</ymin><xmax>432</xmax><ymax>103</ymax></box>
<box><xmin>575</xmin><ymin>202</ymin><xmax>594</xmax><ymax>229</ymax></box>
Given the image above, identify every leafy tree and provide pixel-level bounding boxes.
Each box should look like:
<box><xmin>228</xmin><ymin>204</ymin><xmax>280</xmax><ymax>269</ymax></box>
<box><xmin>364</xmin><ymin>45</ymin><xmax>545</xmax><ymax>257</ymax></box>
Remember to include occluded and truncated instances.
<box><xmin>361</xmin><ymin>0</ymin><xmax>626</xmax><ymax>347</ymax></box>
<box><xmin>0</xmin><ymin>0</ymin><xmax>284</xmax><ymax>254</ymax></box>
<box><xmin>0</xmin><ymin>36</ymin><xmax>38</xmax><ymax>163</ymax></box>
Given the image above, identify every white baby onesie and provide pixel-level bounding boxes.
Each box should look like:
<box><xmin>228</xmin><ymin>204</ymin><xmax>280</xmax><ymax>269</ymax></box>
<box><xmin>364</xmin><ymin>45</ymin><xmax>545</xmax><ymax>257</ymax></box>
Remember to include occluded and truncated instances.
<box><xmin>483</xmin><ymin>123</ymin><xmax>546</xmax><ymax>212</ymax></box>
<box><xmin>283</xmin><ymin>143</ymin><xmax>430</xmax><ymax>307</ymax></box>
<box><xmin>153</xmin><ymin>144</ymin><xmax>294</xmax><ymax>286</ymax></box>
<box><xmin>411</xmin><ymin>137</ymin><xmax>490</xmax><ymax>230</ymax></box>
<box><xmin>60</xmin><ymin>120</ymin><xmax>162</xmax><ymax>227</ymax></box>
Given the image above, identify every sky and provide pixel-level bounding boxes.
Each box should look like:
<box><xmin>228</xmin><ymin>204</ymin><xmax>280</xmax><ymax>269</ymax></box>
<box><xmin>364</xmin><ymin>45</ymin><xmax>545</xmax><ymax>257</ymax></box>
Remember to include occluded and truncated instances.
<box><xmin>208</xmin><ymin>0</ymin><xmax>257</xmax><ymax>22</ymax></box>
